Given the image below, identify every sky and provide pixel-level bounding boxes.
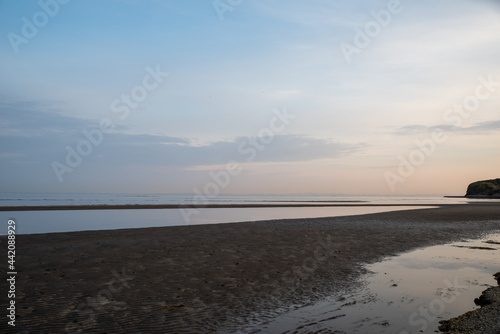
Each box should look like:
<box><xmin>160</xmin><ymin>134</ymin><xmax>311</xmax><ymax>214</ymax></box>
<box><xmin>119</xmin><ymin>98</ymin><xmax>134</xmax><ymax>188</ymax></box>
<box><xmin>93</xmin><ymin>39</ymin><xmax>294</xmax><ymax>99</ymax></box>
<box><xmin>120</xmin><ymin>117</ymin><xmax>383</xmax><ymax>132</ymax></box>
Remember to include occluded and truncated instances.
<box><xmin>0</xmin><ymin>0</ymin><xmax>499</xmax><ymax>196</ymax></box>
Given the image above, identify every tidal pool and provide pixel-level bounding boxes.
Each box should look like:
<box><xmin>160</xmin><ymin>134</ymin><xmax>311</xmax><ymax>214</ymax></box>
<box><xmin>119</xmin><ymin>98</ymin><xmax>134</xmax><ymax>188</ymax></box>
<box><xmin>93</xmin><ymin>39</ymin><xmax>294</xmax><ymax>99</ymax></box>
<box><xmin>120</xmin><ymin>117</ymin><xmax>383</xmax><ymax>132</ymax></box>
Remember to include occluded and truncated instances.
<box><xmin>251</xmin><ymin>232</ymin><xmax>500</xmax><ymax>334</ymax></box>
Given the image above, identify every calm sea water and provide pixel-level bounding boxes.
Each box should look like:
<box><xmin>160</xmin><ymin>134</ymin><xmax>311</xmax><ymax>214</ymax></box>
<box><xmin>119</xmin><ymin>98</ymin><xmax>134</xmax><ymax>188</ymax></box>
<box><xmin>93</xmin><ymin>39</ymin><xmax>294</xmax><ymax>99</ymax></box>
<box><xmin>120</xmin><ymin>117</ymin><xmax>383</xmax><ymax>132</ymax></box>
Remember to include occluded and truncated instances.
<box><xmin>0</xmin><ymin>192</ymin><xmax>483</xmax><ymax>207</ymax></box>
<box><xmin>0</xmin><ymin>193</ymin><xmax>494</xmax><ymax>235</ymax></box>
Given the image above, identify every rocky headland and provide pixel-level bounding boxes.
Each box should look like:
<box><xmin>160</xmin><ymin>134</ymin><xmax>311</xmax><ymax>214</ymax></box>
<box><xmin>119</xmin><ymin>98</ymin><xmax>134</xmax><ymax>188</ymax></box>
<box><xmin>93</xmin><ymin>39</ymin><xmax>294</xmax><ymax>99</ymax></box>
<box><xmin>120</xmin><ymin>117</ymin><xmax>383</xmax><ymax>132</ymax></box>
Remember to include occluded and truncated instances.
<box><xmin>465</xmin><ymin>178</ymin><xmax>500</xmax><ymax>198</ymax></box>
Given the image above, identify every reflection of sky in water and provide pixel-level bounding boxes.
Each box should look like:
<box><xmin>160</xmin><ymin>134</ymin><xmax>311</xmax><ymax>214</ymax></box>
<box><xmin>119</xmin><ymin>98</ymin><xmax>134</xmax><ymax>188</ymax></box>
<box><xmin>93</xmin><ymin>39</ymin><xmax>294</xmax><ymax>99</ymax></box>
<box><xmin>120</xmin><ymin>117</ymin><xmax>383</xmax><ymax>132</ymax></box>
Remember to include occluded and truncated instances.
<box><xmin>0</xmin><ymin>206</ymin><xmax>432</xmax><ymax>235</ymax></box>
<box><xmin>2</xmin><ymin>192</ymin><xmax>499</xmax><ymax>207</ymax></box>
<box><xmin>254</xmin><ymin>232</ymin><xmax>500</xmax><ymax>334</ymax></box>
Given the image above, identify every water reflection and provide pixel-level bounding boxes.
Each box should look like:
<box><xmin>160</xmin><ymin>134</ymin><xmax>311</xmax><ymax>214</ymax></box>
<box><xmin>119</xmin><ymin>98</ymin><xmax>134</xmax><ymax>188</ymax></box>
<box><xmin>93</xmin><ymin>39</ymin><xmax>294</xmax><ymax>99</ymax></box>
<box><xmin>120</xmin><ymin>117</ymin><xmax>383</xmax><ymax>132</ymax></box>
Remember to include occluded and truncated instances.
<box><xmin>256</xmin><ymin>232</ymin><xmax>500</xmax><ymax>334</ymax></box>
<box><xmin>0</xmin><ymin>206</ymin><xmax>432</xmax><ymax>235</ymax></box>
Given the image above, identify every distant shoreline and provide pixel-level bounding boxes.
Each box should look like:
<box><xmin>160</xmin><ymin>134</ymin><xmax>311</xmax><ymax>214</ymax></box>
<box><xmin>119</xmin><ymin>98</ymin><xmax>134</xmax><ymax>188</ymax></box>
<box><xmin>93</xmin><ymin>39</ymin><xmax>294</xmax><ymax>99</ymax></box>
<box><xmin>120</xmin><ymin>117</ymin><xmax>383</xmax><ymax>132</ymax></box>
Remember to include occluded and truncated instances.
<box><xmin>1</xmin><ymin>202</ymin><xmax>450</xmax><ymax>211</ymax></box>
<box><xmin>444</xmin><ymin>195</ymin><xmax>500</xmax><ymax>198</ymax></box>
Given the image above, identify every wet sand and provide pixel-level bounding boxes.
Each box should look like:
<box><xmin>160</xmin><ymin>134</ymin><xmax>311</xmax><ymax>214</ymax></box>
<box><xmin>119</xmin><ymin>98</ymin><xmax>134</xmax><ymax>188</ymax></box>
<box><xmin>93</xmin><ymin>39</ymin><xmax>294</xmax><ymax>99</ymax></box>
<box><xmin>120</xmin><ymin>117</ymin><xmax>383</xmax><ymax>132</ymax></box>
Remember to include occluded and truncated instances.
<box><xmin>0</xmin><ymin>202</ymin><xmax>429</xmax><ymax>211</ymax></box>
<box><xmin>1</xmin><ymin>203</ymin><xmax>499</xmax><ymax>333</ymax></box>
<box><xmin>439</xmin><ymin>278</ymin><xmax>500</xmax><ymax>334</ymax></box>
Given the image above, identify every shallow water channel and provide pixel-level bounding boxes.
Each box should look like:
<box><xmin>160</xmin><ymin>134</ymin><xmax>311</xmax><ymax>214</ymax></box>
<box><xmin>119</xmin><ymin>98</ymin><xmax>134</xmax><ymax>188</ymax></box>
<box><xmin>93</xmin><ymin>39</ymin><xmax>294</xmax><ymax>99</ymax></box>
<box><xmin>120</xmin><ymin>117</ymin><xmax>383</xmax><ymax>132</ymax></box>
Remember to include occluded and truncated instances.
<box><xmin>247</xmin><ymin>232</ymin><xmax>500</xmax><ymax>334</ymax></box>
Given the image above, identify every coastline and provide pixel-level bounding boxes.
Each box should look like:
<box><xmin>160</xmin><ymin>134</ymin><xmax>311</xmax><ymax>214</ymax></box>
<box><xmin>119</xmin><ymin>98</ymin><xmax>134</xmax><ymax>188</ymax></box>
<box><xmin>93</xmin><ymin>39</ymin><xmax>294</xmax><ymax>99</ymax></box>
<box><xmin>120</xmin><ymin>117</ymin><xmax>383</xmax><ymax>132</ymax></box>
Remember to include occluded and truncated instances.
<box><xmin>439</xmin><ymin>275</ymin><xmax>500</xmax><ymax>334</ymax></box>
<box><xmin>0</xmin><ymin>202</ymin><xmax>439</xmax><ymax>211</ymax></box>
<box><xmin>1</xmin><ymin>203</ymin><xmax>499</xmax><ymax>333</ymax></box>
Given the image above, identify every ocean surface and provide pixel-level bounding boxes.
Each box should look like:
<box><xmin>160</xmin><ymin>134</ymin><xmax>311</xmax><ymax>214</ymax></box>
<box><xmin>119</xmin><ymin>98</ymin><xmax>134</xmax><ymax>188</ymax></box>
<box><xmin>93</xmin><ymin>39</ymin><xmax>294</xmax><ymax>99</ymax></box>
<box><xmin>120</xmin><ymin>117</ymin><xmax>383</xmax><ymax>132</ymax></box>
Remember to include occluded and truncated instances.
<box><xmin>0</xmin><ymin>193</ymin><xmax>495</xmax><ymax>235</ymax></box>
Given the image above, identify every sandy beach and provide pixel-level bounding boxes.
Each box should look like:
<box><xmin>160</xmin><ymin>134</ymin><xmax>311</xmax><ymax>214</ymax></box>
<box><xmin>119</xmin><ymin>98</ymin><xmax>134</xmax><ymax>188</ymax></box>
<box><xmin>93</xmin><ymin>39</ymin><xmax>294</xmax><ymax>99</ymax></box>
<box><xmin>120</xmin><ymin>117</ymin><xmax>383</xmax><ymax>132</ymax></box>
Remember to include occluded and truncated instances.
<box><xmin>1</xmin><ymin>203</ymin><xmax>499</xmax><ymax>333</ymax></box>
<box><xmin>0</xmin><ymin>202</ymin><xmax>432</xmax><ymax>211</ymax></box>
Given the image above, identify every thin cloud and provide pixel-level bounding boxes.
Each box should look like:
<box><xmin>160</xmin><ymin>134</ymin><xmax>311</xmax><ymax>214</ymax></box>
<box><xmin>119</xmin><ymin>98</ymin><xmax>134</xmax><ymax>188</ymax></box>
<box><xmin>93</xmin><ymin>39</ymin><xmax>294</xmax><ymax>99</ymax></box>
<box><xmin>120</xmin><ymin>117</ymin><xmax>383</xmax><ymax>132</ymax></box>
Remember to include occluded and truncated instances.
<box><xmin>393</xmin><ymin>120</ymin><xmax>500</xmax><ymax>135</ymax></box>
<box><xmin>1</xmin><ymin>103</ymin><xmax>363</xmax><ymax>169</ymax></box>
<box><xmin>81</xmin><ymin>133</ymin><xmax>363</xmax><ymax>167</ymax></box>
<box><xmin>467</xmin><ymin>119</ymin><xmax>500</xmax><ymax>132</ymax></box>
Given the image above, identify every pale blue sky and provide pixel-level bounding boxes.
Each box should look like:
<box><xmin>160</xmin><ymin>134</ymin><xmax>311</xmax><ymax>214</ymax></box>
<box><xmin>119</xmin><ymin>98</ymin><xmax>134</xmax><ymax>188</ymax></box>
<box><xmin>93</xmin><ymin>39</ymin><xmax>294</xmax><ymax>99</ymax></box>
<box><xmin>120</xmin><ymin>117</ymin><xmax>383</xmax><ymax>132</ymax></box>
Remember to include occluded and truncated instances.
<box><xmin>1</xmin><ymin>0</ymin><xmax>499</xmax><ymax>195</ymax></box>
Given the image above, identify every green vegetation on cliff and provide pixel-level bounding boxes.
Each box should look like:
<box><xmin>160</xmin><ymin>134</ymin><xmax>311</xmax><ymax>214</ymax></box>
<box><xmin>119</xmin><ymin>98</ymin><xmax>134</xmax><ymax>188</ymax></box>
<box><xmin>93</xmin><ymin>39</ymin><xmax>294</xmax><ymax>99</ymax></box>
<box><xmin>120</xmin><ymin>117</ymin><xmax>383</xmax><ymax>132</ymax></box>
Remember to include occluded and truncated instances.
<box><xmin>466</xmin><ymin>178</ymin><xmax>500</xmax><ymax>197</ymax></box>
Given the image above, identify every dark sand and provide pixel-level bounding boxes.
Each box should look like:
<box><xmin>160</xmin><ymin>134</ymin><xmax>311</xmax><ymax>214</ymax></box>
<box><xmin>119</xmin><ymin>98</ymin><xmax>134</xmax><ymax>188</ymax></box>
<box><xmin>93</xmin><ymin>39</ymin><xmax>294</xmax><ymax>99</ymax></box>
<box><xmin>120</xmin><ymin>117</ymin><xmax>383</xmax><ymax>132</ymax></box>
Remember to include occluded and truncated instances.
<box><xmin>1</xmin><ymin>203</ymin><xmax>499</xmax><ymax>333</ymax></box>
<box><xmin>0</xmin><ymin>202</ymin><xmax>428</xmax><ymax>211</ymax></box>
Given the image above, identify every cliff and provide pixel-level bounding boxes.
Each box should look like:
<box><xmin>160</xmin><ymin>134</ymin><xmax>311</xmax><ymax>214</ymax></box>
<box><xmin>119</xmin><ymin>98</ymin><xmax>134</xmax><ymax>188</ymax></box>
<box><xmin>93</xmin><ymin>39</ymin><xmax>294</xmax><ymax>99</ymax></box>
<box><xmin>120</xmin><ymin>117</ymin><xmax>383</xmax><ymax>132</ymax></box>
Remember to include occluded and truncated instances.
<box><xmin>465</xmin><ymin>178</ymin><xmax>500</xmax><ymax>198</ymax></box>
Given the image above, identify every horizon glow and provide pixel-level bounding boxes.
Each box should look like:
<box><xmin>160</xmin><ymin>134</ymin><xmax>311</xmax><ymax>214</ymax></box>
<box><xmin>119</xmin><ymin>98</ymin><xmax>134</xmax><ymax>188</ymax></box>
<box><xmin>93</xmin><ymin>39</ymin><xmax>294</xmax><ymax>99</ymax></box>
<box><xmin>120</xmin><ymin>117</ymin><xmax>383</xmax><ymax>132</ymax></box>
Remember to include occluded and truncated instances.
<box><xmin>1</xmin><ymin>0</ymin><xmax>499</xmax><ymax>196</ymax></box>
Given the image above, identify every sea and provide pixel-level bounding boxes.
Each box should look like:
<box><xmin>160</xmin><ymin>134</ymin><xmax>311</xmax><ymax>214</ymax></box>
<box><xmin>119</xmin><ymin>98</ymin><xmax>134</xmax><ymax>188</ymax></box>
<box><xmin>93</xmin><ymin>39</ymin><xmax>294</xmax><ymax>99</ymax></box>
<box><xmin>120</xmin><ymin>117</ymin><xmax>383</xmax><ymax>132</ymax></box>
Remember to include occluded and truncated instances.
<box><xmin>0</xmin><ymin>193</ymin><xmax>494</xmax><ymax>235</ymax></box>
